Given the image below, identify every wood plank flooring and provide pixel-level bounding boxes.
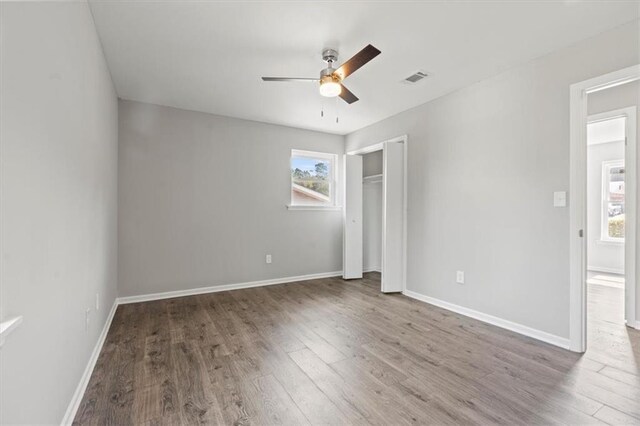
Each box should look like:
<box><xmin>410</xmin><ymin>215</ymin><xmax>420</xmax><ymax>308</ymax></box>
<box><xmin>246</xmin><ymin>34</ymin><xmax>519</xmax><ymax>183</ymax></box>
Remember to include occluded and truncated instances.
<box><xmin>74</xmin><ymin>273</ymin><xmax>640</xmax><ymax>425</ymax></box>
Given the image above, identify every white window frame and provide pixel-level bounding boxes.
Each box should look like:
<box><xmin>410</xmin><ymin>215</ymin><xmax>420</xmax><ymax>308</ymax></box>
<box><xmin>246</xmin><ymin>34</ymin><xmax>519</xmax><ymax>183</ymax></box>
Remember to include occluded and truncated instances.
<box><xmin>600</xmin><ymin>158</ymin><xmax>625</xmax><ymax>243</ymax></box>
<box><xmin>287</xmin><ymin>149</ymin><xmax>340</xmax><ymax>210</ymax></box>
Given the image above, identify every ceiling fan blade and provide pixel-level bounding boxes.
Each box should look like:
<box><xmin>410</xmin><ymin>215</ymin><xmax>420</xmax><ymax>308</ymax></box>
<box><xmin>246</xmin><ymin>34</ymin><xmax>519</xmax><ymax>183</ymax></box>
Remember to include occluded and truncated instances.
<box><xmin>339</xmin><ymin>84</ymin><xmax>359</xmax><ymax>104</ymax></box>
<box><xmin>261</xmin><ymin>77</ymin><xmax>319</xmax><ymax>82</ymax></box>
<box><xmin>334</xmin><ymin>44</ymin><xmax>381</xmax><ymax>80</ymax></box>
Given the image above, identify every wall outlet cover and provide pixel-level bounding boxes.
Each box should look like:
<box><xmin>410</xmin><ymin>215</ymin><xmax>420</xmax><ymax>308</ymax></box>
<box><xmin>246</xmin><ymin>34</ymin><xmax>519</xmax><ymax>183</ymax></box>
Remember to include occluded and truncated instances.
<box><xmin>456</xmin><ymin>271</ymin><xmax>465</xmax><ymax>284</ymax></box>
<box><xmin>266</xmin><ymin>254</ymin><xmax>272</xmax><ymax>264</ymax></box>
<box><xmin>553</xmin><ymin>191</ymin><xmax>567</xmax><ymax>207</ymax></box>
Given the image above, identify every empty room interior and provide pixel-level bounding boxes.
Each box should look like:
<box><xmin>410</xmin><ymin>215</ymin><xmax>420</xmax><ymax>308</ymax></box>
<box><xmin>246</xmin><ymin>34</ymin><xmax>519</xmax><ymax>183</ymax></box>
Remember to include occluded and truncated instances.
<box><xmin>2</xmin><ymin>1</ymin><xmax>640</xmax><ymax>425</ymax></box>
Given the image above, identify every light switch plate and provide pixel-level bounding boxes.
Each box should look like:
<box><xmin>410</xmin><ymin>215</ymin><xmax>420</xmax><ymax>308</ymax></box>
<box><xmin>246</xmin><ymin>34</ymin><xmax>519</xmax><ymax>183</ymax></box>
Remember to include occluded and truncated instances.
<box><xmin>553</xmin><ymin>191</ymin><xmax>567</xmax><ymax>207</ymax></box>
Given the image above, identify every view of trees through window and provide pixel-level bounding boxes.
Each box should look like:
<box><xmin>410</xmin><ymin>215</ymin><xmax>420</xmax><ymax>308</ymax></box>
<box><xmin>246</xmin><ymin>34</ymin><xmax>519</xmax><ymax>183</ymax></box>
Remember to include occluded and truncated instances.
<box><xmin>291</xmin><ymin>156</ymin><xmax>331</xmax><ymax>198</ymax></box>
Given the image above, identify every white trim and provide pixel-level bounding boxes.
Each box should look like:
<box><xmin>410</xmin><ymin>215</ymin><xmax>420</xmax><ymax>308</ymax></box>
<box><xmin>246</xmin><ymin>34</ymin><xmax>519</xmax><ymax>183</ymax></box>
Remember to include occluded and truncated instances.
<box><xmin>595</xmin><ymin>239</ymin><xmax>624</xmax><ymax>246</ymax></box>
<box><xmin>629</xmin><ymin>320</ymin><xmax>640</xmax><ymax>330</ymax></box>
<box><xmin>61</xmin><ymin>300</ymin><xmax>118</xmax><ymax>426</ymax></box>
<box><xmin>621</xmin><ymin>106</ymin><xmax>637</xmax><ymax>336</ymax></box>
<box><xmin>346</xmin><ymin>142</ymin><xmax>385</xmax><ymax>156</ymax></box>
<box><xmin>403</xmin><ymin>290</ymin><xmax>571</xmax><ymax>350</ymax></box>
<box><xmin>570</xmin><ymin>65</ymin><xmax>640</xmax><ymax>353</ymax></box>
<box><xmin>0</xmin><ymin>316</ymin><xmax>23</xmax><ymax>348</ymax></box>
<box><xmin>117</xmin><ymin>271</ymin><xmax>343</xmax><ymax>304</ymax></box>
<box><xmin>363</xmin><ymin>266</ymin><xmax>381</xmax><ymax>273</ymax></box>
<box><xmin>290</xmin><ymin>149</ymin><xmax>338</xmax><ymax>208</ymax></box>
<box><xmin>587</xmin><ymin>265</ymin><xmax>625</xmax><ymax>275</ymax></box>
<box><xmin>402</xmin><ymin>136</ymin><xmax>408</xmax><ymax>295</ymax></box>
<box><xmin>588</xmin><ymin>138</ymin><xmax>626</xmax><ymax>147</ymax></box>
<box><xmin>286</xmin><ymin>205</ymin><xmax>341</xmax><ymax>211</ymax></box>
<box><xmin>589</xmin><ymin>111</ymin><xmax>629</xmax><ymax>123</ymax></box>
<box><xmin>346</xmin><ymin>135</ymin><xmax>408</xmax><ymax>294</ymax></box>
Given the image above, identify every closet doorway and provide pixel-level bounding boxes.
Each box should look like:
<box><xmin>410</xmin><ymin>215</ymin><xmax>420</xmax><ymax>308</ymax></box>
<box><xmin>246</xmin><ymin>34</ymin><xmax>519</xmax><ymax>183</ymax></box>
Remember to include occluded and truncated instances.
<box><xmin>343</xmin><ymin>135</ymin><xmax>407</xmax><ymax>293</ymax></box>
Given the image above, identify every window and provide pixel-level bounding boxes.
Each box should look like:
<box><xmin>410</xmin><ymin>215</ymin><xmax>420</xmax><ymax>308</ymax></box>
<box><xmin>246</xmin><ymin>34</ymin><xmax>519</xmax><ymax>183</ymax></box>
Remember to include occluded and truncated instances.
<box><xmin>602</xmin><ymin>159</ymin><xmax>625</xmax><ymax>241</ymax></box>
<box><xmin>289</xmin><ymin>150</ymin><xmax>338</xmax><ymax>209</ymax></box>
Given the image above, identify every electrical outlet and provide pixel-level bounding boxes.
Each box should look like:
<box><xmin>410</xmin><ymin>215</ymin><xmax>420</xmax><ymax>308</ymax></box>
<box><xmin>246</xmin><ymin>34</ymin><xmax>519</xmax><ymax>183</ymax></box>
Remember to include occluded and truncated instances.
<box><xmin>96</xmin><ymin>293</ymin><xmax>100</xmax><ymax>311</ymax></box>
<box><xmin>456</xmin><ymin>271</ymin><xmax>465</xmax><ymax>284</ymax></box>
<box><xmin>553</xmin><ymin>191</ymin><xmax>567</xmax><ymax>207</ymax></box>
<box><xmin>265</xmin><ymin>254</ymin><xmax>272</xmax><ymax>264</ymax></box>
<box><xmin>85</xmin><ymin>308</ymin><xmax>91</xmax><ymax>331</ymax></box>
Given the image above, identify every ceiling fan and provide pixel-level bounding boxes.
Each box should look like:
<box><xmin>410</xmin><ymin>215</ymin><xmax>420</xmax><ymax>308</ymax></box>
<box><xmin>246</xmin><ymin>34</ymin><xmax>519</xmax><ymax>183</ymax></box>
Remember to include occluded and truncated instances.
<box><xmin>261</xmin><ymin>44</ymin><xmax>381</xmax><ymax>104</ymax></box>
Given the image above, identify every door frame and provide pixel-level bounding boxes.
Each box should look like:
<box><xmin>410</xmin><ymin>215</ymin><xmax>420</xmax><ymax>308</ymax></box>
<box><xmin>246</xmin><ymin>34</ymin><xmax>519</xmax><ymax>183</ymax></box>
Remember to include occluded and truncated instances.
<box><xmin>343</xmin><ymin>154</ymin><xmax>363</xmax><ymax>279</ymax></box>
<box><xmin>347</xmin><ymin>135</ymin><xmax>408</xmax><ymax>292</ymax></box>
<box><xmin>569</xmin><ymin>64</ymin><xmax>640</xmax><ymax>352</ymax></box>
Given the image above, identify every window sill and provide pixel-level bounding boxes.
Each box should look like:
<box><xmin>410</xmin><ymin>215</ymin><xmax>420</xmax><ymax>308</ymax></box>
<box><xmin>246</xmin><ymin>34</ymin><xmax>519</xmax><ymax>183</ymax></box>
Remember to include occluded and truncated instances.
<box><xmin>597</xmin><ymin>239</ymin><xmax>624</xmax><ymax>246</ymax></box>
<box><xmin>286</xmin><ymin>205</ymin><xmax>342</xmax><ymax>211</ymax></box>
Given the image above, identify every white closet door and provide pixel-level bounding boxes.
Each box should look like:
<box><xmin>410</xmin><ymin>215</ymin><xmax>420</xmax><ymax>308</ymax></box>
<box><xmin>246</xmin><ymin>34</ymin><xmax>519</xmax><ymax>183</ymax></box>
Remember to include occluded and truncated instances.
<box><xmin>343</xmin><ymin>154</ymin><xmax>363</xmax><ymax>279</ymax></box>
<box><xmin>382</xmin><ymin>142</ymin><xmax>404</xmax><ymax>292</ymax></box>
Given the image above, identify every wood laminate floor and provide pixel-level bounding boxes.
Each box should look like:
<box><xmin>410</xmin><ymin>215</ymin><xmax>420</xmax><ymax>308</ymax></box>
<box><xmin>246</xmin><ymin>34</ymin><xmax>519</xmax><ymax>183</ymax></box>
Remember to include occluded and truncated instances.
<box><xmin>74</xmin><ymin>273</ymin><xmax>640</xmax><ymax>425</ymax></box>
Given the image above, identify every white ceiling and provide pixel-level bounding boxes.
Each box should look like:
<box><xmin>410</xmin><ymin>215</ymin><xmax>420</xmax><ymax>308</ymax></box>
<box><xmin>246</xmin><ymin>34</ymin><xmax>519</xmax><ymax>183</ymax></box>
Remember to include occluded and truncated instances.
<box><xmin>89</xmin><ymin>1</ymin><xmax>638</xmax><ymax>135</ymax></box>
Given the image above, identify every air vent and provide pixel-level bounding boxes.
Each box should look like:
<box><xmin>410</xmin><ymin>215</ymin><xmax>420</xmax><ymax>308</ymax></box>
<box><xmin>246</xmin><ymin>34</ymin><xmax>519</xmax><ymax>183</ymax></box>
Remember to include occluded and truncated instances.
<box><xmin>403</xmin><ymin>71</ymin><xmax>429</xmax><ymax>84</ymax></box>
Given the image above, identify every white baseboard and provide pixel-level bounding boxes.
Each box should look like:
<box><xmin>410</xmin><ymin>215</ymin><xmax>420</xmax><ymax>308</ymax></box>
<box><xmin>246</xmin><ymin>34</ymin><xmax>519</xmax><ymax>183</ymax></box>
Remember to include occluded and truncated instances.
<box><xmin>402</xmin><ymin>289</ymin><xmax>571</xmax><ymax>350</ymax></box>
<box><xmin>363</xmin><ymin>267</ymin><xmax>381</xmax><ymax>273</ymax></box>
<box><xmin>587</xmin><ymin>265</ymin><xmax>624</xmax><ymax>275</ymax></box>
<box><xmin>61</xmin><ymin>300</ymin><xmax>118</xmax><ymax>425</ymax></box>
<box><xmin>628</xmin><ymin>320</ymin><xmax>640</xmax><ymax>330</ymax></box>
<box><xmin>117</xmin><ymin>270</ymin><xmax>343</xmax><ymax>304</ymax></box>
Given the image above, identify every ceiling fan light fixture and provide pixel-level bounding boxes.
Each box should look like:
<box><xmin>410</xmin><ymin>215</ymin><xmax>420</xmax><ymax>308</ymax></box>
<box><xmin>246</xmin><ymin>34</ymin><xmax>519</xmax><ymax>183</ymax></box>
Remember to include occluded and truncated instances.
<box><xmin>261</xmin><ymin>44</ymin><xmax>380</xmax><ymax>104</ymax></box>
<box><xmin>319</xmin><ymin>75</ymin><xmax>342</xmax><ymax>97</ymax></box>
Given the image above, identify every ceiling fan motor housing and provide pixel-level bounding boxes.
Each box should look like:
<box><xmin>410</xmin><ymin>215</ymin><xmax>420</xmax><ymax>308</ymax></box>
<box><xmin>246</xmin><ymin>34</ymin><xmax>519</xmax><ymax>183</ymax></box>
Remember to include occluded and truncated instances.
<box><xmin>320</xmin><ymin>67</ymin><xmax>341</xmax><ymax>83</ymax></box>
<box><xmin>322</xmin><ymin>48</ymin><xmax>339</xmax><ymax>65</ymax></box>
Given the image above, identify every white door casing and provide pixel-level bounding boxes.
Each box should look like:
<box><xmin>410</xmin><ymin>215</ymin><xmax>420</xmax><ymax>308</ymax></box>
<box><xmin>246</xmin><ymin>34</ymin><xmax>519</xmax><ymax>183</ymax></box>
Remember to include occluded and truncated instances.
<box><xmin>382</xmin><ymin>141</ymin><xmax>404</xmax><ymax>292</ymax></box>
<box><xmin>343</xmin><ymin>154</ymin><xmax>363</xmax><ymax>279</ymax></box>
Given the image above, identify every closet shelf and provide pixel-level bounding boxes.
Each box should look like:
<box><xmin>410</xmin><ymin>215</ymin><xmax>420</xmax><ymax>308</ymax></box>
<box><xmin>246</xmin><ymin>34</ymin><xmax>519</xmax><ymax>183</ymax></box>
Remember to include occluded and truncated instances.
<box><xmin>363</xmin><ymin>174</ymin><xmax>383</xmax><ymax>183</ymax></box>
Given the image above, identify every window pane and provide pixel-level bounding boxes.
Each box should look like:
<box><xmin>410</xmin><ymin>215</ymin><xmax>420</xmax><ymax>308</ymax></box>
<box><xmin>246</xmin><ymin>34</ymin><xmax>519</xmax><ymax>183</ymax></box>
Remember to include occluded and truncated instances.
<box><xmin>608</xmin><ymin>166</ymin><xmax>624</xmax><ymax>201</ymax></box>
<box><xmin>606</xmin><ymin>164</ymin><xmax>625</xmax><ymax>239</ymax></box>
<box><xmin>291</xmin><ymin>155</ymin><xmax>332</xmax><ymax>205</ymax></box>
<box><xmin>608</xmin><ymin>204</ymin><xmax>625</xmax><ymax>238</ymax></box>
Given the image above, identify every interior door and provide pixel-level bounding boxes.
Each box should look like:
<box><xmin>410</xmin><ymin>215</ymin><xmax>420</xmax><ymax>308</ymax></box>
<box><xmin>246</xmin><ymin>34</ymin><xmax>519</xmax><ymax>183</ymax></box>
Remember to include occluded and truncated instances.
<box><xmin>623</xmin><ymin>109</ymin><xmax>637</xmax><ymax>328</ymax></box>
<box><xmin>343</xmin><ymin>154</ymin><xmax>363</xmax><ymax>279</ymax></box>
<box><xmin>382</xmin><ymin>142</ymin><xmax>404</xmax><ymax>292</ymax></box>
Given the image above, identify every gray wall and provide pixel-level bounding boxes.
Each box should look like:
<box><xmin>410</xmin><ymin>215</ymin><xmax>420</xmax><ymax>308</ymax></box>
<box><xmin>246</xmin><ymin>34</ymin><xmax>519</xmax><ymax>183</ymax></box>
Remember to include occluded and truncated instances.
<box><xmin>345</xmin><ymin>20</ymin><xmax>639</xmax><ymax>340</ymax></box>
<box><xmin>363</xmin><ymin>150</ymin><xmax>383</xmax><ymax>177</ymax></box>
<box><xmin>118</xmin><ymin>100</ymin><xmax>344</xmax><ymax>297</ymax></box>
<box><xmin>0</xmin><ymin>2</ymin><xmax>118</xmax><ymax>424</ymax></box>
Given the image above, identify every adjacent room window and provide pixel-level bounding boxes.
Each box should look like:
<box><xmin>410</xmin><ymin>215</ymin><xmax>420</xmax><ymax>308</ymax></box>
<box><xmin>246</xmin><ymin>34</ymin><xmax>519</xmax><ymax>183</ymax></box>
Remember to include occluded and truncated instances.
<box><xmin>602</xmin><ymin>159</ymin><xmax>625</xmax><ymax>241</ymax></box>
<box><xmin>290</xmin><ymin>149</ymin><xmax>337</xmax><ymax>208</ymax></box>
